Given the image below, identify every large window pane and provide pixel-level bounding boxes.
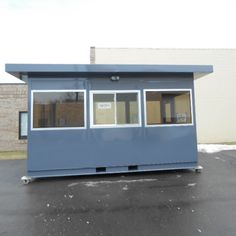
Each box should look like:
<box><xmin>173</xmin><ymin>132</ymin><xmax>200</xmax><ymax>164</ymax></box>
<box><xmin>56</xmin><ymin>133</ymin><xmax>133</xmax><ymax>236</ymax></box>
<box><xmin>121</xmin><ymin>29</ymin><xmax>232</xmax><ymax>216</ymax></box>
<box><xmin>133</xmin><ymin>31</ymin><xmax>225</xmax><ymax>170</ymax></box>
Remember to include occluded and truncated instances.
<box><xmin>146</xmin><ymin>91</ymin><xmax>192</xmax><ymax>125</ymax></box>
<box><xmin>174</xmin><ymin>92</ymin><xmax>192</xmax><ymax>123</ymax></box>
<box><xmin>33</xmin><ymin>91</ymin><xmax>85</xmax><ymax>128</ymax></box>
<box><xmin>93</xmin><ymin>94</ymin><xmax>115</xmax><ymax>125</ymax></box>
<box><xmin>146</xmin><ymin>92</ymin><xmax>162</xmax><ymax>124</ymax></box>
<box><xmin>117</xmin><ymin>93</ymin><xmax>139</xmax><ymax>124</ymax></box>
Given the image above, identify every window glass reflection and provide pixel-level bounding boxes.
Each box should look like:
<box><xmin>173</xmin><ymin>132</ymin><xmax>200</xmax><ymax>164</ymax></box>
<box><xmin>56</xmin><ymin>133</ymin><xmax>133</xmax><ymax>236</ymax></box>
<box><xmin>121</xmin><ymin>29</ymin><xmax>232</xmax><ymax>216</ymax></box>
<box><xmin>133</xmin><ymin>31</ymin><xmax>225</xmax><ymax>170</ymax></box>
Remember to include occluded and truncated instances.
<box><xmin>146</xmin><ymin>91</ymin><xmax>192</xmax><ymax>125</ymax></box>
<box><xmin>33</xmin><ymin>92</ymin><xmax>85</xmax><ymax>128</ymax></box>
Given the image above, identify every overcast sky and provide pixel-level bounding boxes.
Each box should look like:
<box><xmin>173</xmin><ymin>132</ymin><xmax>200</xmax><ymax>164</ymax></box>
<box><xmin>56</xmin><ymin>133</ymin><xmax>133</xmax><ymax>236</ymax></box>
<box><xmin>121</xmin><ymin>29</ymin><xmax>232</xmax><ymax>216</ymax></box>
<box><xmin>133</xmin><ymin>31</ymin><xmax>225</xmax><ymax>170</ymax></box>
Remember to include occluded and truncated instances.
<box><xmin>0</xmin><ymin>0</ymin><xmax>235</xmax><ymax>83</ymax></box>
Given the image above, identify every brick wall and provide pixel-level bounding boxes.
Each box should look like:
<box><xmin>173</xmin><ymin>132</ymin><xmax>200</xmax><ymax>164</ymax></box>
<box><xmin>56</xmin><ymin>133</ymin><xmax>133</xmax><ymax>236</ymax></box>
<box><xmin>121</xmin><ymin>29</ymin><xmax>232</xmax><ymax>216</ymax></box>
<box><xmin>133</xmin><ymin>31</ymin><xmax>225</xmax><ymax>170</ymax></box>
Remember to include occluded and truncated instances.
<box><xmin>0</xmin><ymin>84</ymin><xmax>28</xmax><ymax>151</ymax></box>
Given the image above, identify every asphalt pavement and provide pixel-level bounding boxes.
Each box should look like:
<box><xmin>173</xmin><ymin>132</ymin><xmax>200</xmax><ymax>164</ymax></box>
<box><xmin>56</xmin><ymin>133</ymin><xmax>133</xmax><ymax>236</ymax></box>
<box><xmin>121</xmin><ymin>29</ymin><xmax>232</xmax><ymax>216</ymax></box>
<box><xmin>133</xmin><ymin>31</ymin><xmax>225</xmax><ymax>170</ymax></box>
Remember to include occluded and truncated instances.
<box><xmin>0</xmin><ymin>151</ymin><xmax>236</xmax><ymax>236</ymax></box>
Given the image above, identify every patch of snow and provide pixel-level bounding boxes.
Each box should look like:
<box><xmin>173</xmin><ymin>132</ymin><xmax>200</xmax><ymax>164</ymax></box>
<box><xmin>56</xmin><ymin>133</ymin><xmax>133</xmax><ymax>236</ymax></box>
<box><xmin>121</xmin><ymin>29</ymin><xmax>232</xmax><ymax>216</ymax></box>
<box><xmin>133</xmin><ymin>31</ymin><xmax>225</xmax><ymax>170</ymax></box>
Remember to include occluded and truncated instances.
<box><xmin>187</xmin><ymin>183</ymin><xmax>197</xmax><ymax>187</ymax></box>
<box><xmin>83</xmin><ymin>178</ymin><xmax>157</xmax><ymax>187</ymax></box>
<box><xmin>198</xmin><ymin>144</ymin><xmax>236</xmax><ymax>153</ymax></box>
<box><xmin>84</xmin><ymin>182</ymin><xmax>97</xmax><ymax>187</ymax></box>
<box><xmin>68</xmin><ymin>182</ymin><xmax>79</xmax><ymax>187</ymax></box>
<box><xmin>122</xmin><ymin>185</ymin><xmax>128</xmax><ymax>191</ymax></box>
<box><xmin>214</xmin><ymin>156</ymin><xmax>226</xmax><ymax>162</ymax></box>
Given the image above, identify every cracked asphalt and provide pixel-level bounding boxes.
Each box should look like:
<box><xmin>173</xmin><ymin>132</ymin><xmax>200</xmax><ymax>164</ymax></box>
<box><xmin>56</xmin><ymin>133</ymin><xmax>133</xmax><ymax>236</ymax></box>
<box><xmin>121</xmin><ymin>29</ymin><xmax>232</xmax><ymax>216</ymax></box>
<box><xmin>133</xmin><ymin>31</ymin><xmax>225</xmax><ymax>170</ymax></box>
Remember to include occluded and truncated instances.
<box><xmin>0</xmin><ymin>151</ymin><xmax>236</xmax><ymax>236</ymax></box>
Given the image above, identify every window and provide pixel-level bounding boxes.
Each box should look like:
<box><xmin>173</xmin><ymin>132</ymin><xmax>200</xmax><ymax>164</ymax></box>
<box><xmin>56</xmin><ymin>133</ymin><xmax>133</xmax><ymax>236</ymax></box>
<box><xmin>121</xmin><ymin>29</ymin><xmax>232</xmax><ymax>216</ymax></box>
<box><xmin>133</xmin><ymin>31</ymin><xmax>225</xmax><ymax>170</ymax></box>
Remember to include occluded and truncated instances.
<box><xmin>32</xmin><ymin>90</ymin><xmax>86</xmax><ymax>130</ymax></box>
<box><xmin>90</xmin><ymin>90</ymin><xmax>141</xmax><ymax>128</ymax></box>
<box><xmin>145</xmin><ymin>90</ymin><xmax>192</xmax><ymax>126</ymax></box>
<box><xmin>19</xmin><ymin>112</ymin><xmax>28</xmax><ymax>139</ymax></box>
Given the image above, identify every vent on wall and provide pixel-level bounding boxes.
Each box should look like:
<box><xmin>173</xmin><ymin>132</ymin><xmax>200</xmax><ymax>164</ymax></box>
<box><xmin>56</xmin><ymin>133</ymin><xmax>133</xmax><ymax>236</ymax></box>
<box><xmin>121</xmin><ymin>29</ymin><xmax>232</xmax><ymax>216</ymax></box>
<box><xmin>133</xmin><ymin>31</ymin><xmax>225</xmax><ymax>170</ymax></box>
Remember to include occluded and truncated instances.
<box><xmin>96</xmin><ymin>167</ymin><xmax>106</xmax><ymax>173</ymax></box>
<box><xmin>128</xmin><ymin>165</ymin><xmax>138</xmax><ymax>171</ymax></box>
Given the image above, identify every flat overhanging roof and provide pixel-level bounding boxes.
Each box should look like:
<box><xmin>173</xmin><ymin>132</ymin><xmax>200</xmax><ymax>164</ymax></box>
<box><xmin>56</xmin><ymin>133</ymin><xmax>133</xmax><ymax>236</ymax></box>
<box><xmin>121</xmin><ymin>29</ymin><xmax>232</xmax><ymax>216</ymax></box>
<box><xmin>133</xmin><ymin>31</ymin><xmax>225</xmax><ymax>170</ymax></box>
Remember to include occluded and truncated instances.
<box><xmin>5</xmin><ymin>63</ymin><xmax>213</xmax><ymax>79</ymax></box>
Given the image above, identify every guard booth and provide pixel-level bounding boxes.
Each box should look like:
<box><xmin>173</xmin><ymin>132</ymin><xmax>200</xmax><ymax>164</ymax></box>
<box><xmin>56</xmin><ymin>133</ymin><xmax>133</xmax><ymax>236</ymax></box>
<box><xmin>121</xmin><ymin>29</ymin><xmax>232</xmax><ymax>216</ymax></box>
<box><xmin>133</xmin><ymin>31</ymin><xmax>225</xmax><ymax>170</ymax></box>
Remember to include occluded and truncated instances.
<box><xmin>6</xmin><ymin>64</ymin><xmax>213</xmax><ymax>182</ymax></box>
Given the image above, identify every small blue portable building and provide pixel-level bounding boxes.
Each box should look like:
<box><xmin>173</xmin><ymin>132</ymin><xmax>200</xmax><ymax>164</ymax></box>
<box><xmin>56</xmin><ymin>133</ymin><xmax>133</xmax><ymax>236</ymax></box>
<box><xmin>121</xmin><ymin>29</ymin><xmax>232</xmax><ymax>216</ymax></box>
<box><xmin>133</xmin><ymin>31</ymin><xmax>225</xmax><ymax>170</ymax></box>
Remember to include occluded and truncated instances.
<box><xmin>6</xmin><ymin>64</ymin><xmax>213</xmax><ymax>182</ymax></box>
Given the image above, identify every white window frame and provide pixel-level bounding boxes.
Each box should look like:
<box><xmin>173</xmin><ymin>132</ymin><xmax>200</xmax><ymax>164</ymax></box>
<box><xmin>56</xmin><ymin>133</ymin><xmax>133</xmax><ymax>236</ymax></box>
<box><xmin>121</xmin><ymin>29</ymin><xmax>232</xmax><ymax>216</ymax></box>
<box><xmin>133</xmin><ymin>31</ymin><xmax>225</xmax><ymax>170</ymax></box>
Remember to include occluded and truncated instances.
<box><xmin>90</xmin><ymin>90</ymin><xmax>142</xmax><ymax>128</ymax></box>
<box><xmin>31</xmin><ymin>89</ymin><xmax>87</xmax><ymax>131</ymax></box>
<box><xmin>143</xmin><ymin>89</ymin><xmax>194</xmax><ymax>127</ymax></box>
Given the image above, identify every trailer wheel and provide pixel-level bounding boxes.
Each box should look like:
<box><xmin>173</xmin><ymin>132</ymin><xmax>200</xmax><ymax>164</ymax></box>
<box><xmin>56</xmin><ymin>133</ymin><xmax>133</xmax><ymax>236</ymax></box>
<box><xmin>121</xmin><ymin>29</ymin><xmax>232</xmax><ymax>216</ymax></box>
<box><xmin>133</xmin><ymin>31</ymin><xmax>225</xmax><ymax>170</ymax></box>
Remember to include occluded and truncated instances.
<box><xmin>21</xmin><ymin>176</ymin><xmax>33</xmax><ymax>185</ymax></box>
<box><xmin>195</xmin><ymin>165</ymin><xmax>203</xmax><ymax>173</ymax></box>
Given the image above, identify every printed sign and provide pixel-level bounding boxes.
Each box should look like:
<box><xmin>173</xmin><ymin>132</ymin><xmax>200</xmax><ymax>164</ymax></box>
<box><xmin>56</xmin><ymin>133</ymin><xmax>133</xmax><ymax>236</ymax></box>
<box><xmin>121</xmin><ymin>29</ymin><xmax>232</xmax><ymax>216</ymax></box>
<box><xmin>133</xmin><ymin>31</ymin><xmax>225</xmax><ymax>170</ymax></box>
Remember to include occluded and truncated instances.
<box><xmin>97</xmin><ymin>102</ymin><xmax>112</xmax><ymax>109</ymax></box>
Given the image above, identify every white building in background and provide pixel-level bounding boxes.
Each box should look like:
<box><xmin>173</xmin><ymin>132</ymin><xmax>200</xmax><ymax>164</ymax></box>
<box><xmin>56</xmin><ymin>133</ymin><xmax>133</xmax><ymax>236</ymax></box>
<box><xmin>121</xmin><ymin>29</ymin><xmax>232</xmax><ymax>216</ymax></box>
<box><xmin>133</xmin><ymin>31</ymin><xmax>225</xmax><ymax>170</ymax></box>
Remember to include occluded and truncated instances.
<box><xmin>90</xmin><ymin>48</ymin><xmax>236</xmax><ymax>143</ymax></box>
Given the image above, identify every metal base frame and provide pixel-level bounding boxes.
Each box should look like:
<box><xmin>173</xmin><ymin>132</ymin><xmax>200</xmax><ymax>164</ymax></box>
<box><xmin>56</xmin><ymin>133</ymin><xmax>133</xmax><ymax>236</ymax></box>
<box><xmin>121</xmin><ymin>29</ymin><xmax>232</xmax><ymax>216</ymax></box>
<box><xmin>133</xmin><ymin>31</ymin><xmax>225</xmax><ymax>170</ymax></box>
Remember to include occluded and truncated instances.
<box><xmin>22</xmin><ymin>162</ymin><xmax>202</xmax><ymax>184</ymax></box>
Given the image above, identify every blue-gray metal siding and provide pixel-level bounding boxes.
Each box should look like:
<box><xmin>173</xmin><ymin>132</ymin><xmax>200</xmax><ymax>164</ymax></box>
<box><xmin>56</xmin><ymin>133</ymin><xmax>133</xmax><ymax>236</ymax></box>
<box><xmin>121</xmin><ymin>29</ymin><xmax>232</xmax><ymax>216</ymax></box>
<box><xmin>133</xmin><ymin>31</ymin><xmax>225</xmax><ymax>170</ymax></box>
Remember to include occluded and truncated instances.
<box><xmin>27</xmin><ymin>73</ymin><xmax>198</xmax><ymax>177</ymax></box>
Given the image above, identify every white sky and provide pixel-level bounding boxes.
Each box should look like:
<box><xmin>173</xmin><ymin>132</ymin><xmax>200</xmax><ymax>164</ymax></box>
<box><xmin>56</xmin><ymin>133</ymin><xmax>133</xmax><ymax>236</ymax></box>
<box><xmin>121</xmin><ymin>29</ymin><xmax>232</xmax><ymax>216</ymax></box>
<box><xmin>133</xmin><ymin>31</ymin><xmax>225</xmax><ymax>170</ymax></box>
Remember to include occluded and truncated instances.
<box><xmin>0</xmin><ymin>0</ymin><xmax>236</xmax><ymax>83</ymax></box>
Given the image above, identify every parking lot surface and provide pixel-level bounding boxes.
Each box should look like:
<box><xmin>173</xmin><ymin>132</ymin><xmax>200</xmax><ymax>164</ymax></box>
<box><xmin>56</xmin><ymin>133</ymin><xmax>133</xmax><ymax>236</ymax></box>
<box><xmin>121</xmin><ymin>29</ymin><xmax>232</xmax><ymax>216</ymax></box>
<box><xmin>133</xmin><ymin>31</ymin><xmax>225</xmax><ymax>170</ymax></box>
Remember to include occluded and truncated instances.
<box><xmin>0</xmin><ymin>151</ymin><xmax>236</xmax><ymax>236</ymax></box>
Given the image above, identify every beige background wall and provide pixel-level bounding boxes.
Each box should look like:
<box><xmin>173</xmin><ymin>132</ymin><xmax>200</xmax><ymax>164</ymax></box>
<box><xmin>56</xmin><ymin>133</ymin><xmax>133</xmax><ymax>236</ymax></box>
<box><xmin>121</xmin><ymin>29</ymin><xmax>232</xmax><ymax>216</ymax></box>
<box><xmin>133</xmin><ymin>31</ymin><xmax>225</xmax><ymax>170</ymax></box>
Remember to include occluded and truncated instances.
<box><xmin>91</xmin><ymin>48</ymin><xmax>236</xmax><ymax>143</ymax></box>
<box><xmin>0</xmin><ymin>84</ymin><xmax>27</xmax><ymax>151</ymax></box>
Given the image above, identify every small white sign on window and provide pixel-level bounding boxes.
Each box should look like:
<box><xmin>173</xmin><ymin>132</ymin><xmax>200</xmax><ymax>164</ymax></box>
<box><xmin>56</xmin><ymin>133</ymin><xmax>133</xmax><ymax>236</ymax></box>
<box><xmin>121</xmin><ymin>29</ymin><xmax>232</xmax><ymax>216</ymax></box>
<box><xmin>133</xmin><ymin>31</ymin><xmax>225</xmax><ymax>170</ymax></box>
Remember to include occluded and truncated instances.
<box><xmin>97</xmin><ymin>102</ymin><xmax>112</xmax><ymax>109</ymax></box>
<box><xmin>176</xmin><ymin>113</ymin><xmax>187</xmax><ymax>123</ymax></box>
